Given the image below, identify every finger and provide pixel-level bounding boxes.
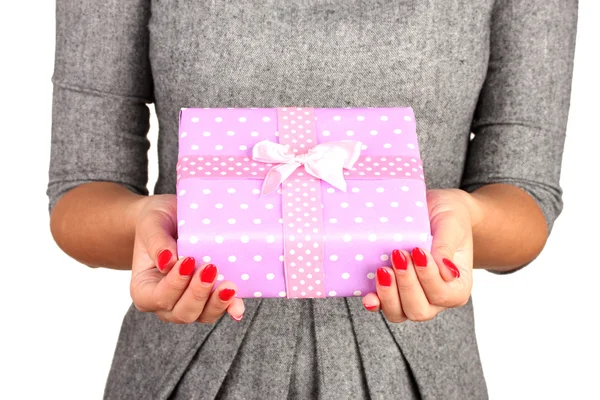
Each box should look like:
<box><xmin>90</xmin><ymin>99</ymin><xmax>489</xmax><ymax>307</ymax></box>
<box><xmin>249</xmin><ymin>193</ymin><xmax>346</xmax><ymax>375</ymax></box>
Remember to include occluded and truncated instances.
<box><xmin>151</xmin><ymin>256</ymin><xmax>196</xmax><ymax>311</ymax></box>
<box><xmin>391</xmin><ymin>249</ymin><xmax>440</xmax><ymax>322</ymax></box>
<box><xmin>226</xmin><ymin>298</ymin><xmax>246</xmax><ymax>322</ymax></box>
<box><xmin>137</xmin><ymin>207</ymin><xmax>178</xmax><ymax>273</ymax></box>
<box><xmin>362</xmin><ymin>292</ymin><xmax>381</xmax><ymax>312</ymax></box>
<box><xmin>376</xmin><ymin>267</ymin><xmax>406</xmax><ymax>323</ymax></box>
<box><xmin>412</xmin><ymin>247</ymin><xmax>463</xmax><ymax>308</ymax></box>
<box><xmin>168</xmin><ymin>264</ymin><xmax>218</xmax><ymax>324</ymax></box>
<box><xmin>197</xmin><ymin>282</ymin><xmax>239</xmax><ymax>324</ymax></box>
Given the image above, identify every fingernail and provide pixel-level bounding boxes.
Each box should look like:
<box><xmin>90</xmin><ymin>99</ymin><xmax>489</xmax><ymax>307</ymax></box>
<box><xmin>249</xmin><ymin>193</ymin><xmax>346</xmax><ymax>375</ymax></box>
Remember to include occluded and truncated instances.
<box><xmin>442</xmin><ymin>258</ymin><xmax>460</xmax><ymax>278</ymax></box>
<box><xmin>219</xmin><ymin>288</ymin><xmax>236</xmax><ymax>301</ymax></box>
<box><xmin>376</xmin><ymin>268</ymin><xmax>392</xmax><ymax>287</ymax></box>
<box><xmin>411</xmin><ymin>248</ymin><xmax>428</xmax><ymax>267</ymax></box>
<box><xmin>391</xmin><ymin>249</ymin><xmax>408</xmax><ymax>270</ymax></box>
<box><xmin>157</xmin><ymin>249</ymin><xmax>172</xmax><ymax>270</ymax></box>
<box><xmin>365</xmin><ymin>304</ymin><xmax>378</xmax><ymax>311</ymax></box>
<box><xmin>179</xmin><ymin>257</ymin><xmax>196</xmax><ymax>276</ymax></box>
<box><xmin>200</xmin><ymin>264</ymin><xmax>217</xmax><ymax>284</ymax></box>
<box><xmin>232</xmin><ymin>314</ymin><xmax>244</xmax><ymax>322</ymax></box>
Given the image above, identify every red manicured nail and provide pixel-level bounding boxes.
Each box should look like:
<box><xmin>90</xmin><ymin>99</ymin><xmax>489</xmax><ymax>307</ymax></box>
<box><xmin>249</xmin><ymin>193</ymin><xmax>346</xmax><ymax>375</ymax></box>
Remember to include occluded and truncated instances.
<box><xmin>179</xmin><ymin>257</ymin><xmax>196</xmax><ymax>276</ymax></box>
<box><xmin>411</xmin><ymin>248</ymin><xmax>428</xmax><ymax>267</ymax></box>
<box><xmin>391</xmin><ymin>249</ymin><xmax>408</xmax><ymax>270</ymax></box>
<box><xmin>365</xmin><ymin>304</ymin><xmax>378</xmax><ymax>311</ymax></box>
<box><xmin>157</xmin><ymin>249</ymin><xmax>172</xmax><ymax>270</ymax></box>
<box><xmin>219</xmin><ymin>288</ymin><xmax>236</xmax><ymax>301</ymax></box>
<box><xmin>232</xmin><ymin>314</ymin><xmax>244</xmax><ymax>322</ymax></box>
<box><xmin>443</xmin><ymin>258</ymin><xmax>460</xmax><ymax>278</ymax></box>
<box><xmin>377</xmin><ymin>268</ymin><xmax>392</xmax><ymax>287</ymax></box>
<box><xmin>200</xmin><ymin>264</ymin><xmax>217</xmax><ymax>284</ymax></box>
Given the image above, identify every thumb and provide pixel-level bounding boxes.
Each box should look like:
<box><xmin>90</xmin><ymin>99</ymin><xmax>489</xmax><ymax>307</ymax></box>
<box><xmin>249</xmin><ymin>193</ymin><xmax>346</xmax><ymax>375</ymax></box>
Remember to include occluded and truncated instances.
<box><xmin>427</xmin><ymin>191</ymin><xmax>473</xmax><ymax>282</ymax></box>
<box><xmin>429</xmin><ymin>216</ymin><xmax>467</xmax><ymax>282</ymax></box>
<box><xmin>135</xmin><ymin>195</ymin><xmax>179</xmax><ymax>274</ymax></box>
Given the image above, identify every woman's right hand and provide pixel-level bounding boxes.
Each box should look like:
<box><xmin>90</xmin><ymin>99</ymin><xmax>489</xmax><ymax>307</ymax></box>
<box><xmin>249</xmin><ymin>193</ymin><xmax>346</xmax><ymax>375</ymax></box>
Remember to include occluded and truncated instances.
<box><xmin>129</xmin><ymin>194</ymin><xmax>245</xmax><ymax>323</ymax></box>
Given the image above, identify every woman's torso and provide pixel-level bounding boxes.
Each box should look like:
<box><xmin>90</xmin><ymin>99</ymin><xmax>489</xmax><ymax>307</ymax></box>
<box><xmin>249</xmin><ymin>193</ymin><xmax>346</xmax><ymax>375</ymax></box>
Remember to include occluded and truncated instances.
<box><xmin>106</xmin><ymin>1</ymin><xmax>493</xmax><ymax>399</ymax></box>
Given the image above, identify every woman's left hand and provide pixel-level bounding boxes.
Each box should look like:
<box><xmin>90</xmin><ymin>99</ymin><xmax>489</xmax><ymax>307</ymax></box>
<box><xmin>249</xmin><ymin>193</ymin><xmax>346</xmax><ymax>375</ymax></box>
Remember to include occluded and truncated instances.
<box><xmin>362</xmin><ymin>189</ymin><xmax>475</xmax><ymax>322</ymax></box>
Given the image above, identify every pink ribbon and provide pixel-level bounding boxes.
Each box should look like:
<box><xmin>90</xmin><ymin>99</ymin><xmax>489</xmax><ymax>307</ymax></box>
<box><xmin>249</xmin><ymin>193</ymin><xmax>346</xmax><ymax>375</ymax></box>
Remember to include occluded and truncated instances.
<box><xmin>273</xmin><ymin>107</ymin><xmax>326</xmax><ymax>298</ymax></box>
<box><xmin>252</xmin><ymin>139</ymin><xmax>363</xmax><ymax>195</ymax></box>
<box><xmin>176</xmin><ymin>154</ymin><xmax>424</xmax><ymax>182</ymax></box>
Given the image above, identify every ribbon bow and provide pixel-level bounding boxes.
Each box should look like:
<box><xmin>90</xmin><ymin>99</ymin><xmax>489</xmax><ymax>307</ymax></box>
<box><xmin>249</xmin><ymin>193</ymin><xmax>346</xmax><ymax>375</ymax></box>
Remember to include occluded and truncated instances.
<box><xmin>252</xmin><ymin>139</ymin><xmax>362</xmax><ymax>195</ymax></box>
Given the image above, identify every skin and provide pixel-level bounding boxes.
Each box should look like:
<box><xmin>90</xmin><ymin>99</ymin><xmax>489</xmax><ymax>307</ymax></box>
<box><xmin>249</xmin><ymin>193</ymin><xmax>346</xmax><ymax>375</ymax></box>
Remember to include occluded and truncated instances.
<box><xmin>363</xmin><ymin>185</ymin><xmax>548</xmax><ymax>321</ymax></box>
<box><xmin>50</xmin><ymin>181</ymin><xmax>547</xmax><ymax>323</ymax></box>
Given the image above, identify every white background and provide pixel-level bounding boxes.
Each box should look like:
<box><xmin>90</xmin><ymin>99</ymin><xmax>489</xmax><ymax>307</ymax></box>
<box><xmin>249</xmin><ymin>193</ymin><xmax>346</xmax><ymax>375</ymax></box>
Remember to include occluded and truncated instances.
<box><xmin>0</xmin><ymin>1</ymin><xmax>598</xmax><ymax>399</ymax></box>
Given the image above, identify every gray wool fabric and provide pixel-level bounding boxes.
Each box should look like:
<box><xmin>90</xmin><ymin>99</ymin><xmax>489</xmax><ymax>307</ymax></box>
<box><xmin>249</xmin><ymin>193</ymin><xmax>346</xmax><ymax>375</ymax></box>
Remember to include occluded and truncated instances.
<box><xmin>48</xmin><ymin>0</ymin><xmax>578</xmax><ymax>399</ymax></box>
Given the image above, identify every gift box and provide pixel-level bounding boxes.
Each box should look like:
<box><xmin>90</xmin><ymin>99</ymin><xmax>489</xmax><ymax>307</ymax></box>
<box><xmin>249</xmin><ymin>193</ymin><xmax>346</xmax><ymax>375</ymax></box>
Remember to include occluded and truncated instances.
<box><xmin>176</xmin><ymin>107</ymin><xmax>431</xmax><ymax>299</ymax></box>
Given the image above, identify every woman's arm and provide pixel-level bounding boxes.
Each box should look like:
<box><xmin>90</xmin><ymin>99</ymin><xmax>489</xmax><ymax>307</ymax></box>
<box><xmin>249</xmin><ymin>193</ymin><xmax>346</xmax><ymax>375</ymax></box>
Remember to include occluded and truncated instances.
<box><xmin>366</xmin><ymin>0</ymin><xmax>577</xmax><ymax>319</ymax></box>
<box><xmin>48</xmin><ymin>0</ymin><xmax>153</xmax><ymax>268</ymax></box>
<box><xmin>49</xmin><ymin>0</ymin><xmax>244</xmax><ymax>321</ymax></box>
<box><xmin>466</xmin><ymin>183</ymin><xmax>547</xmax><ymax>273</ymax></box>
<box><xmin>50</xmin><ymin>182</ymin><xmax>145</xmax><ymax>270</ymax></box>
<box><xmin>461</xmin><ymin>0</ymin><xmax>578</xmax><ymax>273</ymax></box>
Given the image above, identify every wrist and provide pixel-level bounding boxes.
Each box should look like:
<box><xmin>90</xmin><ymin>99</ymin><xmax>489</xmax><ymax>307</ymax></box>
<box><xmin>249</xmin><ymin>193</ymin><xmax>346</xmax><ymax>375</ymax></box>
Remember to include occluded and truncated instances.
<box><xmin>124</xmin><ymin>193</ymin><xmax>149</xmax><ymax>234</ymax></box>
<box><xmin>458</xmin><ymin>189</ymin><xmax>486</xmax><ymax>232</ymax></box>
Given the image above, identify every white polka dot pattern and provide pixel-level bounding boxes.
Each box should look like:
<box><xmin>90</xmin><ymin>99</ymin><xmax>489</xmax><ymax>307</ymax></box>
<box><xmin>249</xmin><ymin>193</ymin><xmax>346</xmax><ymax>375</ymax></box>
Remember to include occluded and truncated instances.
<box><xmin>176</xmin><ymin>107</ymin><xmax>432</xmax><ymax>298</ymax></box>
<box><xmin>277</xmin><ymin>108</ymin><xmax>326</xmax><ymax>299</ymax></box>
<box><xmin>342</xmin><ymin>156</ymin><xmax>423</xmax><ymax>180</ymax></box>
<box><xmin>176</xmin><ymin>156</ymin><xmax>273</xmax><ymax>183</ymax></box>
<box><xmin>176</xmin><ymin>155</ymin><xmax>423</xmax><ymax>183</ymax></box>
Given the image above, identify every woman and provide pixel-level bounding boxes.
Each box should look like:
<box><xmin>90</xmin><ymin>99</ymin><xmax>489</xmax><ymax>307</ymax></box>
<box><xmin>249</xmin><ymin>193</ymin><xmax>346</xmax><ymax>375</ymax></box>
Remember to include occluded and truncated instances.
<box><xmin>48</xmin><ymin>1</ymin><xmax>577</xmax><ymax>399</ymax></box>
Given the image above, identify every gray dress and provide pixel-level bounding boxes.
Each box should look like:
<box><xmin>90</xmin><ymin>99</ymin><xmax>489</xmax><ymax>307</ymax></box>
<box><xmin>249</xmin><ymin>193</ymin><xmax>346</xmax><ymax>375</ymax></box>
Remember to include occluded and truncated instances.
<box><xmin>47</xmin><ymin>1</ymin><xmax>577</xmax><ymax>399</ymax></box>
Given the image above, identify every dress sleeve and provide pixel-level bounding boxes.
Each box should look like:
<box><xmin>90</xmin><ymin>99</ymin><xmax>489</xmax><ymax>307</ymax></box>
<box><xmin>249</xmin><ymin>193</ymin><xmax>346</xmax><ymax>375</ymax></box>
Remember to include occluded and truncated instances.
<box><xmin>47</xmin><ymin>0</ymin><xmax>153</xmax><ymax>211</ymax></box>
<box><xmin>461</xmin><ymin>0</ymin><xmax>578</xmax><ymax>234</ymax></box>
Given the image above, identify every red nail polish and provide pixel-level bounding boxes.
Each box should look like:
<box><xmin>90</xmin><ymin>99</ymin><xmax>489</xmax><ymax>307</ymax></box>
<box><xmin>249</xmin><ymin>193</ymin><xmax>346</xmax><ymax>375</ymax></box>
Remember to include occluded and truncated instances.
<box><xmin>219</xmin><ymin>288</ymin><xmax>236</xmax><ymax>301</ymax></box>
<box><xmin>377</xmin><ymin>268</ymin><xmax>392</xmax><ymax>287</ymax></box>
<box><xmin>442</xmin><ymin>258</ymin><xmax>460</xmax><ymax>278</ymax></box>
<box><xmin>411</xmin><ymin>248</ymin><xmax>428</xmax><ymax>267</ymax></box>
<box><xmin>200</xmin><ymin>264</ymin><xmax>217</xmax><ymax>284</ymax></box>
<box><xmin>232</xmin><ymin>314</ymin><xmax>244</xmax><ymax>322</ymax></box>
<box><xmin>157</xmin><ymin>249</ymin><xmax>172</xmax><ymax>270</ymax></box>
<box><xmin>179</xmin><ymin>257</ymin><xmax>196</xmax><ymax>276</ymax></box>
<box><xmin>391</xmin><ymin>249</ymin><xmax>408</xmax><ymax>270</ymax></box>
<box><xmin>365</xmin><ymin>304</ymin><xmax>378</xmax><ymax>311</ymax></box>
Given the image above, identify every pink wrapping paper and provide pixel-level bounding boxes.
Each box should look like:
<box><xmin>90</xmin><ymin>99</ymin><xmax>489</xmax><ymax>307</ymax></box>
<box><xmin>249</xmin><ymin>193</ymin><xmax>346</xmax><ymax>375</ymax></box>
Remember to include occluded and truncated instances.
<box><xmin>176</xmin><ymin>107</ymin><xmax>431</xmax><ymax>298</ymax></box>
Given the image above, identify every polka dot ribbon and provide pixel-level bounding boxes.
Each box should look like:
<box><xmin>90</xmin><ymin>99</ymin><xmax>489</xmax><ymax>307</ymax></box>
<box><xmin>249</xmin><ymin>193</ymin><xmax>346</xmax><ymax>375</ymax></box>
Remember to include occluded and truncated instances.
<box><xmin>177</xmin><ymin>107</ymin><xmax>424</xmax><ymax>299</ymax></box>
<box><xmin>176</xmin><ymin>156</ymin><xmax>423</xmax><ymax>183</ymax></box>
<box><xmin>275</xmin><ymin>108</ymin><xmax>326</xmax><ymax>298</ymax></box>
